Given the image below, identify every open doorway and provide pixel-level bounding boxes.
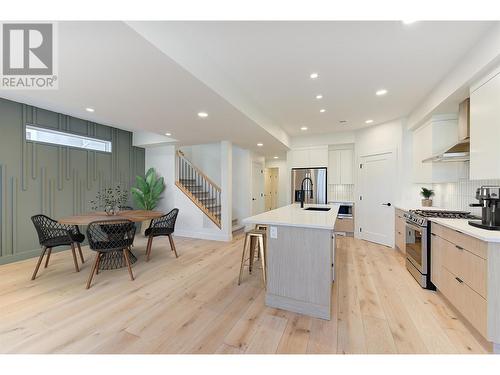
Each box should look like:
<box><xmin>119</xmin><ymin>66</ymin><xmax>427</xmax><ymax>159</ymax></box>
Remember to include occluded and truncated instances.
<box><xmin>264</xmin><ymin>167</ymin><xmax>279</xmax><ymax>211</ymax></box>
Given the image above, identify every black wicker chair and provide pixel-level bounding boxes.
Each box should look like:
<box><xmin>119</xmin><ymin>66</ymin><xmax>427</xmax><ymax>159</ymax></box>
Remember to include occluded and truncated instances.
<box><xmin>145</xmin><ymin>208</ymin><xmax>179</xmax><ymax>261</ymax></box>
<box><xmin>31</xmin><ymin>215</ymin><xmax>85</xmax><ymax>280</ymax></box>
<box><xmin>86</xmin><ymin>219</ymin><xmax>136</xmax><ymax>289</ymax></box>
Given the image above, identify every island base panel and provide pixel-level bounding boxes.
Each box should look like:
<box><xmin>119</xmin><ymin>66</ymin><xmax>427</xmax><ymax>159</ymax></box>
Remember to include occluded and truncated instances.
<box><xmin>265</xmin><ymin>225</ymin><xmax>333</xmax><ymax>320</ymax></box>
<box><xmin>266</xmin><ymin>293</ymin><xmax>331</xmax><ymax>320</ymax></box>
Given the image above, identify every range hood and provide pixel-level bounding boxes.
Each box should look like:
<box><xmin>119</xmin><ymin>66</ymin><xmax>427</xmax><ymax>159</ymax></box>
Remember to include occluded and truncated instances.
<box><xmin>423</xmin><ymin>98</ymin><xmax>470</xmax><ymax>163</ymax></box>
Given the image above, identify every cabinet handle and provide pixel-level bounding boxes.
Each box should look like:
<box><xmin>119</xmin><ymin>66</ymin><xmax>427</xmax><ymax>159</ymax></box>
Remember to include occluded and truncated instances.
<box><xmin>455</xmin><ymin>245</ymin><xmax>464</xmax><ymax>250</ymax></box>
<box><xmin>431</xmin><ymin>233</ymin><xmax>436</xmax><ymax>237</ymax></box>
<box><xmin>455</xmin><ymin>277</ymin><xmax>464</xmax><ymax>283</ymax></box>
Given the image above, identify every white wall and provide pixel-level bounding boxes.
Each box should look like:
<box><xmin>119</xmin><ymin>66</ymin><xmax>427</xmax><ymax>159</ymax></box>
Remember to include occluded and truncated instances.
<box><xmin>264</xmin><ymin>159</ymin><xmax>288</xmax><ymax>208</ymax></box>
<box><xmin>180</xmin><ymin>143</ymin><xmax>222</xmax><ymax>185</ymax></box>
<box><xmin>290</xmin><ymin>130</ymin><xmax>355</xmax><ymax>148</ymax></box>
<box><xmin>232</xmin><ymin>146</ymin><xmax>252</xmax><ymax>225</ymax></box>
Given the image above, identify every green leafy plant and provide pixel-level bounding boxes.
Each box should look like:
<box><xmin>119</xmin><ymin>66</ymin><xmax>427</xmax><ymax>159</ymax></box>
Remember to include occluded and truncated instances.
<box><xmin>131</xmin><ymin>168</ymin><xmax>165</xmax><ymax>210</ymax></box>
<box><xmin>420</xmin><ymin>187</ymin><xmax>435</xmax><ymax>199</ymax></box>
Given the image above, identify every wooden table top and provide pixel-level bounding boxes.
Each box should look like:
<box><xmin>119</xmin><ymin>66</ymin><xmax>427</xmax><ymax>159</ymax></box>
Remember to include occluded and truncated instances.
<box><xmin>58</xmin><ymin>210</ymin><xmax>164</xmax><ymax>225</ymax></box>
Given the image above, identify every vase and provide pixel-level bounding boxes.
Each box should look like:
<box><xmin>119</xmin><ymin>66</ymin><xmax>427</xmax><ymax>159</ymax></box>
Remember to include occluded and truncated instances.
<box><xmin>104</xmin><ymin>205</ymin><xmax>114</xmax><ymax>215</ymax></box>
<box><xmin>421</xmin><ymin>199</ymin><xmax>432</xmax><ymax>207</ymax></box>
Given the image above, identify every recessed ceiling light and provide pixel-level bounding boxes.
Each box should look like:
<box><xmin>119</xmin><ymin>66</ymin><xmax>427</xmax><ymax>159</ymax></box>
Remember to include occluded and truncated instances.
<box><xmin>319</xmin><ymin>109</ymin><xmax>326</xmax><ymax>113</ymax></box>
<box><xmin>315</xmin><ymin>94</ymin><xmax>323</xmax><ymax>99</ymax></box>
<box><xmin>85</xmin><ymin>107</ymin><xmax>95</xmax><ymax>112</ymax></box>
<box><xmin>273</xmin><ymin>156</ymin><xmax>279</xmax><ymax>159</ymax></box>
<box><xmin>197</xmin><ymin>112</ymin><xmax>208</xmax><ymax>118</ymax></box>
<box><xmin>257</xmin><ymin>143</ymin><xmax>263</xmax><ymax>147</ymax></box>
<box><xmin>402</xmin><ymin>20</ymin><xmax>417</xmax><ymax>25</ymax></box>
<box><xmin>376</xmin><ymin>89</ymin><xmax>388</xmax><ymax>96</ymax></box>
<box><xmin>300</xmin><ymin>126</ymin><xmax>308</xmax><ymax>131</ymax></box>
<box><xmin>310</xmin><ymin>73</ymin><xmax>319</xmax><ymax>79</ymax></box>
<box><xmin>365</xmin><ymin>119</ymin><xmax>374</xmax><ymax>124</ymax></box>
<box><xmin>165</xmin><ymin>132</ymin><xmax>172</xmax><ymax>136</ymax></box>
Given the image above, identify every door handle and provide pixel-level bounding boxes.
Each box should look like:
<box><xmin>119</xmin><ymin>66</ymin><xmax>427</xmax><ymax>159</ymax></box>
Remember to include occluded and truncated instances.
<box><xmin>382</xmin><ymin>203</ymin><xmax>392</xmax><ymax>207</ymax></box>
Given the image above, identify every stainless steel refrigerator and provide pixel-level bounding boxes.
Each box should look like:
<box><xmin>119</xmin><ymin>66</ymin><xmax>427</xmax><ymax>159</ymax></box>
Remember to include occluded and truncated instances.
<box><xmin>291</xmin><ymin>167</ymin><xmax>328</xmax><ymax>205</ymax></box>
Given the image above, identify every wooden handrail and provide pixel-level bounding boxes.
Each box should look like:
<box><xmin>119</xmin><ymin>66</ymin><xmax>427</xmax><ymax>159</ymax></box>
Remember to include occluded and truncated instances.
<box><xmin>176</xmin><ymin>150</ymin><xmax>221</xmax><ymax>192</ymax></box>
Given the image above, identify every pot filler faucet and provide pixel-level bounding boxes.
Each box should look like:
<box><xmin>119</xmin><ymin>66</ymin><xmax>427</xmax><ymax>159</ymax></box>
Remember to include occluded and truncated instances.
<box><xmin>300</xmin><ymin>177</ymin><xmax>314</xmax><ymax>208</ymax></box>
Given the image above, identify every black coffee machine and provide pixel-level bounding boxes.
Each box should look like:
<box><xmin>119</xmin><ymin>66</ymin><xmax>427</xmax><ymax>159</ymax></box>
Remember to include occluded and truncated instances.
<box><xmin>469</xmin><ymin>185</ymin><xmax>500</xmax><ymax>231</ymax></box>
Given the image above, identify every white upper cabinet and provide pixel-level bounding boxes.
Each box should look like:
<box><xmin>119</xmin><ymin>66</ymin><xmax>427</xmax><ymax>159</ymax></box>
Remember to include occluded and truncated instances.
<box><xmin>328</xmin><ymin>148</ymin><xmax>354</xmax><ymax>185</ymax></box>
<box><xmin>470</xmin><ymin>69</ymin><xmax>500</xmax><ymax>180</ymax></box>
<box><xmin>412</xmin><ymin>115</ymin><xmax>467</xmax><ymax>183</ymax></box>
<box><xmin>288</xmin><ymin>146</ymin><xmax>328</xmax><ymax>169</ymax></box>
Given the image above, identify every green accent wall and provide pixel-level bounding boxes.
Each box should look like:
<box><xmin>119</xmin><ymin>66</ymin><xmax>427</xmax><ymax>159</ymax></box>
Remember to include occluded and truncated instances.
<box><xmin>0</xmin><ymin>97</ymin><xmax>145</xmax><ymax>265</ymax></box>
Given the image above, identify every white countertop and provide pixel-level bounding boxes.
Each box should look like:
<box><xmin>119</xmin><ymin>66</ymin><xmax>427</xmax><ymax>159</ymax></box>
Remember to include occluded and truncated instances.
<box><xmin>242</xmin><ymin>203</ymin><xmax>339</xmax><ymax>230</ymax></box>
<box><xmin>430</xmin><ymin>218</ymin><xmax>500</xmax><ymax>243</ymax></box>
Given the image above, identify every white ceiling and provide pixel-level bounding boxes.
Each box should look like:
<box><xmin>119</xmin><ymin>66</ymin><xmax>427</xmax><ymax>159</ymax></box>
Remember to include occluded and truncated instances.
<box><xmin>0</xmin><ymin>21</ymin><xmax>289</xmax><ymax>157</ymax></box>
<box><xmin>129</xmin><ymin>21</ymin><xmax>495</xmax><ymax>136</ymax></box>
<box><xmin>0</xmin><ymin>21</ymin><xmax>495</xmax><ymax>159</ymax></box>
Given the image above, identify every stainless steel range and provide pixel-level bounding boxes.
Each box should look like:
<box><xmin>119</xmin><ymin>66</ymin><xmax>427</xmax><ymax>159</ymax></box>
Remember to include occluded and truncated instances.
<box><xmin>403</xmin><ymin>209</ymin><xmax>477</xmax><ymax>289</ymax></box>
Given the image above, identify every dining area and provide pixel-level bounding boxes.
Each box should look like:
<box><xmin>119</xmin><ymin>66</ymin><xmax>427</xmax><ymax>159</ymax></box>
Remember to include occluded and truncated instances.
<box><xmin>30</xmin><ymin>208</ymin><xmax>180</xmax><ymax>289</ymax></box>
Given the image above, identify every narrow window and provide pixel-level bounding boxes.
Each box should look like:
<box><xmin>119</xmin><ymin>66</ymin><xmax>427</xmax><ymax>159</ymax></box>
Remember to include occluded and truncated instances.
<box><xmin>25</xmin><ymin>125</ymin><xmax>112</xmax><ymax>153</ymax></box>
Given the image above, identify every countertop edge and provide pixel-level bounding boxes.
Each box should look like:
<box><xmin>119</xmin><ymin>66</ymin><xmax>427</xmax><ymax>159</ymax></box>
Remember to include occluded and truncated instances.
<box><xmin>429</xmin><ymin>218</ymin><xmax>500</xmax><ymax>243</ymax></box>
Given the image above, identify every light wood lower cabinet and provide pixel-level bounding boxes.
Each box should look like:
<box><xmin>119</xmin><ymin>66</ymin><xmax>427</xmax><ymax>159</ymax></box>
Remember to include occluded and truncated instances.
<box><xmin>431</xmin><ymin>223</ymin><xmax>488</xmax><ymax>339</ymax></box>
<box><xmin>395</xmin><ymin>209</ymin><xmax>406</xmax><ymax>252</ymax></box>
<box><xmin>439</xmin><ymin>266</ymin><xmax>487</xmax><ymax>338</ymax></box>
<box><xmin>334</xmin><ymin>217</ymin><xmax>354</xmax><ymax>232</ymax></box>
<box><xmin>430</xmin><ymin>233</ymin><xmax>443</xmax><ymax>288</ymax></box>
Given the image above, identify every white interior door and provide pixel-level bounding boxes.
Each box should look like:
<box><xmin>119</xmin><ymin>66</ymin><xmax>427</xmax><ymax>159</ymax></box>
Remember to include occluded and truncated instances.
<box><xmin>358</xmin><ymin>151</ymin><xmax>396</xmax><ymax>247</ymax></box>
<box><xmin>252</xmin><ymin>162</ymin><xmax>264</xmax><ymax>215</ymax></box>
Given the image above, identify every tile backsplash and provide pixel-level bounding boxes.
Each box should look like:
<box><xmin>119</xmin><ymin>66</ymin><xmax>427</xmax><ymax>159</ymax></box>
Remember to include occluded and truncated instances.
<box><xmin>328</xmin><ymin>184</ymin><xmax>355</xmax><ymax>202</ymax></box>
<box><xmin>432</xmin><ymin>179</ymin><xmax>500</xmax><ymax>216</ymax></box>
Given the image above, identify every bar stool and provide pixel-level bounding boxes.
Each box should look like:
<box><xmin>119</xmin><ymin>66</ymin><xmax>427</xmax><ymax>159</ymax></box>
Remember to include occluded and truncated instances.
<box><xmin>238</xmin><ymin>229</ymin><xmax>266</xmax><ymax>287</ymax></box>
<box><xmin>254</xmin><ymin>224</ymin><xmax>267</xmax><ymax>260</ymax></box>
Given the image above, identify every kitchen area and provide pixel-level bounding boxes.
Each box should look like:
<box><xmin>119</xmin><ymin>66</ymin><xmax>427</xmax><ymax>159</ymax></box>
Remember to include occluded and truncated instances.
<box><xmin>252</xmin><ymin>60</ymin><xmax>500</xmax><ymax>353</ymax></box>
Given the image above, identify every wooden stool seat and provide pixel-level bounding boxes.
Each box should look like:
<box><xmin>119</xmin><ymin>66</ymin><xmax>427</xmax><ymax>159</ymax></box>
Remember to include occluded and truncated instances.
<box><xmin>238</xmin><ymin>229</ymin><xmax>267</xmax><ymax>288</ymax></box>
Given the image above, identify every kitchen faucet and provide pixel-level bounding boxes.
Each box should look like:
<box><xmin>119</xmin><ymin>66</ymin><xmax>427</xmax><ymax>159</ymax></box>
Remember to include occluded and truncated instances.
<box><xmin>300</xmin><ymin>177</ymin><xmax>314</xmax><ymax>208</ymax></box>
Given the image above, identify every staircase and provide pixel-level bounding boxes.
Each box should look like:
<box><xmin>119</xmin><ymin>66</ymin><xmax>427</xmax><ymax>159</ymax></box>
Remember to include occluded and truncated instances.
<box><xmin>175</xmin><ymin>150</ymin><xmax>222</xmax><ymax>228</ymax></box>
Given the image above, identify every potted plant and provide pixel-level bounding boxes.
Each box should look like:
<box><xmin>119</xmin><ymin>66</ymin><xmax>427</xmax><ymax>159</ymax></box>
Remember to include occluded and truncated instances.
<box><xmin>90</xmin><ymin>185</ymin><xmax>128</xmax><ymax>215</ymax></box>
<box><xmin>131</xmin><ymin>168</ymin><xmax>165</xmax><ymax>234</ymax></box>
<box><xmin>420</xmin><ymin>187</ymin><xmax>434</xmax><ymax>207</ymax></box>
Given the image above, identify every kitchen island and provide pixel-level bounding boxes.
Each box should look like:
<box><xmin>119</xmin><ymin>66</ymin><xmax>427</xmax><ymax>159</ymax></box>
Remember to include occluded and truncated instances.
<box><xmin>243</xmin><ymin>203</ymin><xmax>338</xmax><ymax>320</ymax></box>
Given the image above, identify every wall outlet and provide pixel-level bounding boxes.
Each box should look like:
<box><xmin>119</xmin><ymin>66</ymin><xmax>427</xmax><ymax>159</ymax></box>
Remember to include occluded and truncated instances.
<box><xmin>270</xmin><ymin>226</ymin><xmax>278</xmax><ymax>239</ymax></box>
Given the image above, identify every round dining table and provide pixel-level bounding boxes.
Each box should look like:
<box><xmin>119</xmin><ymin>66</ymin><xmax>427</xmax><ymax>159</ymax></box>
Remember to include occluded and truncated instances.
<box><xmin>58</xmin><ymin>210</ymin><xmax>164</xmax><ymax>270</ymax></box>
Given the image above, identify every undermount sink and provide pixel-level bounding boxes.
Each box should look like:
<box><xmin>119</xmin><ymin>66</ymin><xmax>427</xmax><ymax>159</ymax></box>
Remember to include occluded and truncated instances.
<box><xmin>304</xmin><ymin>207</ymin><xmax>331</xmax><ymax>212</ymax></box>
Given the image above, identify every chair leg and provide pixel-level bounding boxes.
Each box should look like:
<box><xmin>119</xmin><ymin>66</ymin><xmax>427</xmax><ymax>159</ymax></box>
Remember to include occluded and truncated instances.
<box><xmin>95</xmin><ymin>253</ymin><xmax>101</xmax><ymax>274</ymax></box>
<box><xmin>70</xmin><ymin>243</ymin><xmax>80</xmax><ymax>273</ymax></box>
<box><xmin>146</xmin><ymin>236</ymin><xmax>153</xmax><ymax>262</ymax></box>
<box><xmin>168</xmin><ymin>234</ymin><xmax>178</xmax><ymax>258</ymax></box>
<box><xmin>123</xmin><ymin>247</ymin><xmax>134</xmax><ymax>281</ymax></box>
<box><xmin>77</xmin><ymin>243</ymin><xmax>85</xmax><ymax>263</ymax></box>
<box><xmin>86</xmin><ymin>253</ymin><xmax>100</xmax><ymax>289</ymax></box>
<box><xmin>258</xmin><ymin>235</ymin><xmax>266</xmax><ymax>288</ymax></box>
<box><xmin>44</xmin><ymin>247</ymin><xmax>52</xmax><ymax>268</ymax></box>
<box><xmin>31</xmin><ymin>246</ymin><xmax>48</xmax><ymax>280</ymax></box>
<box><xmin>238</xmin><ymin>234</ymin><xmax>249</xmax><ymax>285</ymax></box>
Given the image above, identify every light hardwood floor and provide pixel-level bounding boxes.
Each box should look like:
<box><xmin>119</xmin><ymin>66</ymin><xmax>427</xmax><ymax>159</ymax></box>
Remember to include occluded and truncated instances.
<box><xmin>0</xmin><ymin>233</ymin><xmax>491</xmax><ymax>354</ymax></box>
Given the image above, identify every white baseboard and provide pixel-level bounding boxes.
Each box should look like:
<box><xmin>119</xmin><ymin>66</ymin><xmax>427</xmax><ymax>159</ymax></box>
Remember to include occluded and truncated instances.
<box><xmin>174</xmin><ymin>229</ymin><xmax>232</xmax><ymax>242</ymax></box>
